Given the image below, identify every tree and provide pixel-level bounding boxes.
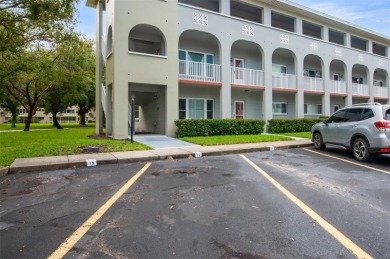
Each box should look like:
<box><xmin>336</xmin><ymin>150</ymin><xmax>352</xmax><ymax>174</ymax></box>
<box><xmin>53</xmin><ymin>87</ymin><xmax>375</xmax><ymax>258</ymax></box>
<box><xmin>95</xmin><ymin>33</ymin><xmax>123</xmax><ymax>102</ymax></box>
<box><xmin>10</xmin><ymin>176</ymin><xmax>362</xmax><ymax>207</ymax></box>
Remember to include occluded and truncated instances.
<box><xmin>0</xmin><ymin>0</ymin><xmax>79</xmax><ymax>53</ymax></box>
<box><xmin>43</xmin><ymin>36</ymin><xmax>95</xmax><ymax>128</ymax></box>
<box><xmin>0</xmin><ymin>87</ymin><xmax>19</xmax><ymax>127</ymax></box>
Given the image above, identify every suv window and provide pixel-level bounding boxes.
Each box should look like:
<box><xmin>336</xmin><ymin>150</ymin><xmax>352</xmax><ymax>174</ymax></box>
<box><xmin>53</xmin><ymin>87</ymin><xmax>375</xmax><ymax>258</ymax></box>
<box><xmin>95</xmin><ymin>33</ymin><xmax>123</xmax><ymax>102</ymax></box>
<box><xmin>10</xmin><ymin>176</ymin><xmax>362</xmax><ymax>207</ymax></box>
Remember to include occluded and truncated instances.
<box><xmin>344</xmin><ymin>108</ymin><xmax>363</xmax><ymax>122</ymax></box>
<box><xmin>361</xmin><ymin>108</ymin><xmax>374</xmax><ymax>120</ymax></box>
<box><xmin>327</xmin><ymin>109</ymin><xmax>348</xmax><ymax>123</ymax></box>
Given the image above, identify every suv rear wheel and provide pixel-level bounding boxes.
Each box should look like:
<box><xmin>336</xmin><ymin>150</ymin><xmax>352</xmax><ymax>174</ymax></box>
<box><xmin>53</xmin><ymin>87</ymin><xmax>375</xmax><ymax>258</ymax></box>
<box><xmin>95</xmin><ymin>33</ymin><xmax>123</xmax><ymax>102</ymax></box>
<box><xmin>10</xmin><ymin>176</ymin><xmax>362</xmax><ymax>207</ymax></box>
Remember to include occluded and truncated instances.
<box><xmin>313</xmin><ymin>132</ymin><xmax>326</xmax><ymax>150</ymax></box>
<box><xmin>353</xmin><ymin>138</ymin><xmax>372</xmax><ymax>162</ymax></box>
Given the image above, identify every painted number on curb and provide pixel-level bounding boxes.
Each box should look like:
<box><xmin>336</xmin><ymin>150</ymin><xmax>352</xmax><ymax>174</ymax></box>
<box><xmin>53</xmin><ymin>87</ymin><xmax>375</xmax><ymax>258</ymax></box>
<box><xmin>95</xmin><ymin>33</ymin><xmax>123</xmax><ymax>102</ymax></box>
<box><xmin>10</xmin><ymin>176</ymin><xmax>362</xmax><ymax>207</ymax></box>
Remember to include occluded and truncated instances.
<box><xmin>86</xmin><ymin>159</ymin><xmax>97</xmax><ymax>167</ymax></box>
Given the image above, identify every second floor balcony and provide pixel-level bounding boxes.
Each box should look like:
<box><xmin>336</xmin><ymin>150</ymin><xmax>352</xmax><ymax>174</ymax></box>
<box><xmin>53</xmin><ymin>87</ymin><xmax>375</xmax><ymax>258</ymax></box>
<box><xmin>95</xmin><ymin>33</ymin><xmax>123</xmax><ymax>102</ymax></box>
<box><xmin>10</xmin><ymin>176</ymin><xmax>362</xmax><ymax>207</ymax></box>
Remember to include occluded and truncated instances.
<box><xmin>330</xmin><ymin>80</ymin><xmax>347</xmax><ymax>95</ymax></box>
<box><xmin>352</xmin><ymin>83</ymin><xmax>369</xmax><ymax>96</ymax></box>
<box><xmin>304</xmin><ymin>77</ymin><xmax>324</xmax><ymax>92</ymax></box>
<box><xmin>272</xmin><ymin>73</ymin><xmax>297</xmax><ymax>91</ymax></box>
<box><xmin>374</xmin><ymin>86</ymin><xmax>389</xmax><ymax>99</ymax></box>
<box><xmin>231</xmin><ymin>67</ymin><xmax>264</xmax><ymax>87</ymax></box>
<box><xmin>179</xmin><ymin>60</ymin><xmax>221</xmax><ymax>83</ymax></box>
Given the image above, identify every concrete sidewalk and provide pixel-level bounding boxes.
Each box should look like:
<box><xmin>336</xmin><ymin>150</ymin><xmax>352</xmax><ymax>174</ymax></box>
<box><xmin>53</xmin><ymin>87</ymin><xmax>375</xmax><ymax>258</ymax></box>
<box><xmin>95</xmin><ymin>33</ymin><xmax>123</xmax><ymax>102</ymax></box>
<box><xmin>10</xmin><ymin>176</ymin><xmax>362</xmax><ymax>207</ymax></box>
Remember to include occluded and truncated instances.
<box><xmin>1</xmin><ymin>139</ymin><xmax>312</xmax><ymax>175</ymax></box>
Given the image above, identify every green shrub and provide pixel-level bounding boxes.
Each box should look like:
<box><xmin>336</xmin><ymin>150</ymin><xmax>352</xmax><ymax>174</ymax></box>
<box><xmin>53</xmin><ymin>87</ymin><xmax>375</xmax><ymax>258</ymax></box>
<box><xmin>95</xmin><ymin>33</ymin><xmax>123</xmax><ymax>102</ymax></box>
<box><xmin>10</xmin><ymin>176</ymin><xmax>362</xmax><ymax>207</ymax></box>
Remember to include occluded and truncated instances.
<box><xmin>175</xmin><ymin>119</ymin><xmax>265</xmax><ymax>137</ymax></box>
<box><xmin>268</xmin><ymin>118</ymin><xmax>323</xmax><ymax>133</ymax></box>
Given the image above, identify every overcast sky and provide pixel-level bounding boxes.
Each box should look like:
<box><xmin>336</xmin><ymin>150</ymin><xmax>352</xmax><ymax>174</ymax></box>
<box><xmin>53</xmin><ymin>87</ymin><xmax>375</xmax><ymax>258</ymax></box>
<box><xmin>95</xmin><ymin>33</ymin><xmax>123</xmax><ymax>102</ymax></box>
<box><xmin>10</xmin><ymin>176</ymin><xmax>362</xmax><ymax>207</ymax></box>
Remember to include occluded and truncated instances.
<box><xmin>75</xmin><ymin>0</ymin><xmax>390</xmax><ymax>39</ymax></box>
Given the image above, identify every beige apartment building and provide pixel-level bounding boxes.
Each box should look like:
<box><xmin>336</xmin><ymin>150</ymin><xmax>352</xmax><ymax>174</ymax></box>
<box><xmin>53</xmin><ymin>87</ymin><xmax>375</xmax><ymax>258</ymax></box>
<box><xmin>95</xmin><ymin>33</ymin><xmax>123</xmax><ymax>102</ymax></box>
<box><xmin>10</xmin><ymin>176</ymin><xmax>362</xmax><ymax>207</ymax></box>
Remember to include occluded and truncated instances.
<box><xmin>0</xmin><ymin>106</ymin><xmax>96</xmax><ymax>124</ymax></box>
<box><xmin>87</xmin><ymin>0</ymin><xmax>390</xmax><ymax>139</ymax></box>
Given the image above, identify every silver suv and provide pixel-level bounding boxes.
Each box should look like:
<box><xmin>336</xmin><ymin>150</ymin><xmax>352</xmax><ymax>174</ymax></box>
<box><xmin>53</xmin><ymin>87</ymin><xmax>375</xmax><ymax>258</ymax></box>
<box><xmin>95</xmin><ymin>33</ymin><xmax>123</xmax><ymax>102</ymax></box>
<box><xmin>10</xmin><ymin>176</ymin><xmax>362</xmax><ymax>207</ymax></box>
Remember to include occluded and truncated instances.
<box><xmin>311</xmin><ymin>103</ymin><xmax>390</xmax><ymax>162</ymax></box>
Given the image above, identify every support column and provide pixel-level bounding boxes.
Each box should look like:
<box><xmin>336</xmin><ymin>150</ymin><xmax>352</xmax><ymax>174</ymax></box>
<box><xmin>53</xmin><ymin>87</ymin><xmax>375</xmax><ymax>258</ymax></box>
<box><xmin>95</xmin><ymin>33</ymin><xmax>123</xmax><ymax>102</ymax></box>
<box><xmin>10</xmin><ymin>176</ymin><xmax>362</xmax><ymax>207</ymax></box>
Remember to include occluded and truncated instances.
<box><xmin>95</xmin><ymin>0</ymin><xmax>104</xmax><ymax>135</ymax></box>
<box><xmin>296</xmin><ymin>56</ymin><xmax>304</xmax><ymax>118</ymax></box>
<box><xmin>263</xmin><ymin>51</ymin><xmax>273</xmax><ymax>131</ymax></box>
<box><xmin>220</xmin><ymin>0</ymin><xmax>230</xmax><ymax>15</ymax></box>
<box><xmin>296</xmin><ymin>18</ymin><xmax>302</xmax><ymax>34</ymax></box>
<box><xmin>323</xmin><ymin>27</ymin><xmax>329</xmax><ymax>41</ymax></box>
<box><xmin>220</xmin><ymin>43</ymin><xmax>232</xmax><ymax>118</ymax></box>
<box><xmin>112</xmin><ymin>80</ymin><xmax>129</xmax><ymax>139</ymax></box>
<box><xmin>346</xmin><ymin>66</ymin><xmax>353</xmax><ymax>106</ymax></box>
<box><xmin>263</xmin><ymin>7</ymin><xmax>271</xmax><ymax>27</ymax></box>
<box><xmin>323</xmin><ymin>62</ymin><xmax>331</xmax><ymax>116</ymax></box>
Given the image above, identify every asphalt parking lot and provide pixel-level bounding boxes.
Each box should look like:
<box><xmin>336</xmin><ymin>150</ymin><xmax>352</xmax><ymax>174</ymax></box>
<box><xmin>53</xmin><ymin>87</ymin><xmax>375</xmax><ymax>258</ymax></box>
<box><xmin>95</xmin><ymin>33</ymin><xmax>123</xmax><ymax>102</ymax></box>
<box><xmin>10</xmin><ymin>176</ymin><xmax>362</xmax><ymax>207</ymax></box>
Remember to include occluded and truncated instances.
<box><xmin>0</xmin><ymin>147</ymin><xmax>389</xmax><ymax>258</ymax></box>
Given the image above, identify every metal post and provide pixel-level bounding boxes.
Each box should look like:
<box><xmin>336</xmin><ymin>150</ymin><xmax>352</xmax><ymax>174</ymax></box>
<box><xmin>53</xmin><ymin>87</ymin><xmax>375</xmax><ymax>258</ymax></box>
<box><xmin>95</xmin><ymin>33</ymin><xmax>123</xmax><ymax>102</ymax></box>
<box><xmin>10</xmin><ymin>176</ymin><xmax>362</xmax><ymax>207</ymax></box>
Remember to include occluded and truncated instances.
<box><xmin>130</xmin><ymin>95</ymin><xmax>135</xmax><ymax>143</ymax></box>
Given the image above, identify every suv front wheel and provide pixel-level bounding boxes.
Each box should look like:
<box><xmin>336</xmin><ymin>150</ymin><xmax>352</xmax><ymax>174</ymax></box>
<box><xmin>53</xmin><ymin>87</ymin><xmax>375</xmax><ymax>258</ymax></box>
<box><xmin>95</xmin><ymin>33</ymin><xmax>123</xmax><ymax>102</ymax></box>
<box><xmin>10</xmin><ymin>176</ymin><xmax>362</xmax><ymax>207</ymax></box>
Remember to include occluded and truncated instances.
<box><xmin>313</xmin><ymin>132</ymin><xmax>326</xmax><ymax>150</ymax></box>
<box><xmin>353</xmin><ymin>138</ymin><xmax>372</xmax><ymax>162</ymax></box>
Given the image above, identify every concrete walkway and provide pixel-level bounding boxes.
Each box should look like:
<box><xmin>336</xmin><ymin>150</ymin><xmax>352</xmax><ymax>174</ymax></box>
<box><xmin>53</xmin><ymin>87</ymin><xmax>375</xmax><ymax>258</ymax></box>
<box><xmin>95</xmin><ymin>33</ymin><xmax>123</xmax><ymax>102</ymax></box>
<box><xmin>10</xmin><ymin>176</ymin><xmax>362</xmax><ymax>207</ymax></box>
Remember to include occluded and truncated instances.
<box><xmin>133</xmin><ymin>134</ymin><xmax>200</xmax><ymax>149</ymax></box>
<box><xmin>2</xmin><ymin>139</ymin><xmax>313</xmax><ymax>175</ymax></box>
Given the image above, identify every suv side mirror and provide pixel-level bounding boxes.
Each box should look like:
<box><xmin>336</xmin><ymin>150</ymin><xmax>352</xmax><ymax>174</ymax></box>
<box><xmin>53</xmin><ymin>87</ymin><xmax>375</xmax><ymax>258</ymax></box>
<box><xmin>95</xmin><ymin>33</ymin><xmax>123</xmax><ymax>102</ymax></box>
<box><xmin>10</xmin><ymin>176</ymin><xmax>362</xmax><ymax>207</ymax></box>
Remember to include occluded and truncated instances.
<box><xmin>323</xmin><ymin>120</ymin><xmax>328</xmax><ymax>125</ymax></box>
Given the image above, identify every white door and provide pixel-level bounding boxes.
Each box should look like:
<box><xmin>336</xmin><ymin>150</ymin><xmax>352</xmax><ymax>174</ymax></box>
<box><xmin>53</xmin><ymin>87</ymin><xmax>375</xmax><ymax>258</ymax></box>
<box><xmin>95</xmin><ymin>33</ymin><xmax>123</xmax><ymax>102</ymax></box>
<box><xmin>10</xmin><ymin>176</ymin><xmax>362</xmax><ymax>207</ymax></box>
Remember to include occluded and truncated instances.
<box><xmin>233</xmin><ymin>58</ymin><xmax>245</xmax><ymax>84</ymax></box>
<box><xmin>234</xmin><ymin>101</ymin><xmax>245</xmax><ymax>119</ymax></box>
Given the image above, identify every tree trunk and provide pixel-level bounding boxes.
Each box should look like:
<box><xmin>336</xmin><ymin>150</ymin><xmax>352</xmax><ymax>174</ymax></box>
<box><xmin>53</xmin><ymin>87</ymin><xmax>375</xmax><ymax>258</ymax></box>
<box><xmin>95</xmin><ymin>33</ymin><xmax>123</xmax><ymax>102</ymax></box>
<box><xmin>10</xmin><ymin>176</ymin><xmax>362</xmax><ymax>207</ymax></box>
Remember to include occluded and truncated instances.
<box><xmin>11</xmin><ymin>110</ymin><xmax>17</xmax><ymax>128</ymax></box>
<box><xmin>79</xmin><ymin>112</ymin><xmax>86</xmax><ymax>126</ymax></box>
<box><xmin>53</xmin><ymin>113</ymin><xmax>63</xmax><ymax>129</ymax></box>
<box><xmin>23</xmin><ymin>110</ymin><xmax>33</xmax><ymax>131</ymax></box>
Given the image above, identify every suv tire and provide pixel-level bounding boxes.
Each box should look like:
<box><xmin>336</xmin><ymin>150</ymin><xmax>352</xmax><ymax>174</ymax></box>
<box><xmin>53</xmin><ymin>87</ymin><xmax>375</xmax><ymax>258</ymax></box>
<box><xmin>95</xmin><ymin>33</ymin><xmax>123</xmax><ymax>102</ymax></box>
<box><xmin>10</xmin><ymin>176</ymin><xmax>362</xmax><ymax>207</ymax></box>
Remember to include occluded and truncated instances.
<box><xmin>353</xmin><ymin>138</ymin><xmax>372</xmax><ymax>162</ymax></box>
<box><xmin>313</xmin><ymin>132</ymin><xmax>326</xmax><ymax>150</ymax></box>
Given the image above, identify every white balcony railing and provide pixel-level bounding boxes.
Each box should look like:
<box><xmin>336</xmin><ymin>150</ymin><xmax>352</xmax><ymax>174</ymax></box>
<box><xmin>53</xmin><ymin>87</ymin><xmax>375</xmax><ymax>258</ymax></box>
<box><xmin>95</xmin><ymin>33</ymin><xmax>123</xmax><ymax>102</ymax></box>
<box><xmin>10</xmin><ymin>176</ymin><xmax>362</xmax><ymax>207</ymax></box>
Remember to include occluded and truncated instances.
<box><xmin>352</xmin><ymin>83</ymin><xmax>369</xmax><ymax>96</ymax></box>
<box><xmin>303</xmin><ymin>76</ymin><xmax>324</xmax><ymax>92</ymax></box>
<box><xmin>231</xmin><ymin>67</ymin><xmax>264</xmax><ymax>86</ymax></box>
<box><xmin>272</xmin><ymin>73</ymin><xmax>297</xmax><ymax>90</ymax></box>
<box><xmin>330</xmin><ymin>80</ymin><xmax>347</xmax><ymax>94</ymax></box>
<box><xmin>374</xmin><ymin>86</ymin><xmax>389</xmax><ymax>98</ymax></box>
<box><xmin>179</xmin><ymin>60</ymin><xmax>221</xmax><ymax>83</ymax></box>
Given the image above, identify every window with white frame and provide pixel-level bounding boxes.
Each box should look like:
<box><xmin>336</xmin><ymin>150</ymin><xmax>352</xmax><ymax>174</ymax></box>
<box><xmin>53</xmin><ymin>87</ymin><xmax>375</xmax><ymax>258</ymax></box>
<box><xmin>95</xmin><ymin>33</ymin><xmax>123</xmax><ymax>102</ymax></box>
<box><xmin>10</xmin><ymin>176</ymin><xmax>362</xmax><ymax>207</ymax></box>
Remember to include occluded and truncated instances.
<box><xmin>272</xmin><ymin>102</ymin><xmax>287</xmax><ymax>114</ymax></box>
<box><xmin>272</xmin><ymin>64</ymin><xmax>287</xmax><ymax>74</ymax></box>
<box><xmin>18</xmin><ymin>108</ymin><xmax>26</xmax><ymax>114</ymax></box>
<box><xmin>304</xmin><ymin>104</ymin><xmax>322</xmax><ymax>115</ymax></box>
<box><xmin>179</xmin><ymin>98</ymin><xmax>214</xmax><ymax>119</ymax></box>
<box><xmin>135</xmin><ymin>105</ymin><xmax>140</xmax><ymax>120</ymax></box>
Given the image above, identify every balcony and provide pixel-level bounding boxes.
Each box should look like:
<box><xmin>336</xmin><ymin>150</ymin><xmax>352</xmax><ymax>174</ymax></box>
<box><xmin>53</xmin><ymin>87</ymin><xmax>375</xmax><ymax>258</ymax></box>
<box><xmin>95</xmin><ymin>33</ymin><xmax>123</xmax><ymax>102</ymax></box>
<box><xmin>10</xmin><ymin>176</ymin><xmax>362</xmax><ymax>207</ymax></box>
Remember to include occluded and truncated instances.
<box><xmin>272</xmin><ymin>73</ymin><xmax>297</xmax><ymax>91</ymax></box>
<box><xmin>374</xmin><ymin>86</ymin><xmax>389</xmax><ymax>99</ymax></box>
<box><xmin>179</xmin><ymin>60</ymin><xmax>221</xmax><ymax>83</ymax></box>
<box><xmin>330</xmin><ymin>80</ymin><xmax>347</xmax><ymax>95</ymax></box>
<box><xmin>304</xmin><ymin>77</ymin><xmax>324</xmax><ymax>92</ymax></box>
<box><xmin>352</xmin><ymin>83</ymin><xmax>369</xmax><ymax>96</ymax></box>
<box><xmin>231</xmin><ymin>67</ymin><xmax>264</xmax><ymax>87</ymax></box>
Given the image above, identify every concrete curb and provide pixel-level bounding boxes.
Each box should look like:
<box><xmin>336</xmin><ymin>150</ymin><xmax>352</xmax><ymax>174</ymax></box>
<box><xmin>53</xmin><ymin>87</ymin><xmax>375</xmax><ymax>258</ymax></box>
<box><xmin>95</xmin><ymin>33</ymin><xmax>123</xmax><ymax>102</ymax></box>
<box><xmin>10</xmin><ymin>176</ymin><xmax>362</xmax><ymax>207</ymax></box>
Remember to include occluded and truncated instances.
<box><xmin>5</xmin><ymin>140</ymin><xmax>313</xmax><ymax>175</ymax></box>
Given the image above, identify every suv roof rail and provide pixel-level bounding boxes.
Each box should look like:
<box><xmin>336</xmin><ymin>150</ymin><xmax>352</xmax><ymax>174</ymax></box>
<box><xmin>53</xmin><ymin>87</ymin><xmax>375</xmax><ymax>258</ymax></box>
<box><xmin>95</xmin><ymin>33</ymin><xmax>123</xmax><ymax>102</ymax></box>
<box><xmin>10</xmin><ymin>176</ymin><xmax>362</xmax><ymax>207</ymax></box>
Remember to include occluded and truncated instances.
<box><xmin>351</xmin><ymin>103</ymin><xmax>382</xmax><ymax>106</ymax></box>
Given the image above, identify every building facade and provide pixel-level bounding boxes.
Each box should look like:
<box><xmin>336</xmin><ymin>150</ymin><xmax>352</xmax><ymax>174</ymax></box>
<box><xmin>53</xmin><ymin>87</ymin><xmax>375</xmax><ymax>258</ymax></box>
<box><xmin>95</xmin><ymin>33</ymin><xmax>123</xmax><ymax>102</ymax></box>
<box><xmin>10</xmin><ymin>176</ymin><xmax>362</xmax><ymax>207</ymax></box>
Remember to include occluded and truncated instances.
<box><xmin>0</xmin><ymin>106</ymin><xmax>96</xmax><ymax>124</ymax></box>
<box><xmin>87</xmin><ymin>0</ymin><xmax>390</xmax><ymax>139</ymax></box>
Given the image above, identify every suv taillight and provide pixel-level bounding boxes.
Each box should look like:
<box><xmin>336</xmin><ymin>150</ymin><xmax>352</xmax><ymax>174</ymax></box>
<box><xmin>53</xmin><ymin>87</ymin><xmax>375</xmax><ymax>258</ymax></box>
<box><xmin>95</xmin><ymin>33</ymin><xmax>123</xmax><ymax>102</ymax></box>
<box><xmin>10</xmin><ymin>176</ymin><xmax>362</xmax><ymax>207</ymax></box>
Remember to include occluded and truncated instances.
<box><xmin>374</xmin><ymin>121</ymin><xmax>390</xmax><ymax>130</ymax></box>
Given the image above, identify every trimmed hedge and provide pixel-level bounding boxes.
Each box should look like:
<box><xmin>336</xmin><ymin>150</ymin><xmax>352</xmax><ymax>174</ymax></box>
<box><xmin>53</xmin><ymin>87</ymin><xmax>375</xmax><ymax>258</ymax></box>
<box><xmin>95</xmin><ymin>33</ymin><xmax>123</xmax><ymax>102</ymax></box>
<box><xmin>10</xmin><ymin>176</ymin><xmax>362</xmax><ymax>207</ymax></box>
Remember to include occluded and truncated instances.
<box><xmin>268</xmin><ymin>118</ymin><xmax>323</xmax><ymax>133</ymax></box>
<box><xmin>175</xmin><ymin>119</ymin><xmax>265</xmax><ymax>137</ymax></box>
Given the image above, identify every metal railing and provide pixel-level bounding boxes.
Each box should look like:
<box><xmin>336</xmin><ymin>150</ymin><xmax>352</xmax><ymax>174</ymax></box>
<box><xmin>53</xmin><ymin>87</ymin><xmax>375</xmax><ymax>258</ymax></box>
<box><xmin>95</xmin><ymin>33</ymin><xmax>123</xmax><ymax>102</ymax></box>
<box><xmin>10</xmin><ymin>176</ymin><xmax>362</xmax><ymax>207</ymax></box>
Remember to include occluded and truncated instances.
<box><xmin>330</xmin><ymin>80</ymin><xmax>347</xmax><ymax>94</ymax></box>
<box><xmin>231</xmin><ymin>67</ymin><xmax>264</xmax><ymax>86</ymax></box>
<box><xmin>303</xmin><ymin>76</ymin><xmax>324</xmax><ymax>92</ymax></box>
<box><xmin>179</xmin><ymin>60</ymin><xmax>221</xmax><ymax>83</ymax></box>
<box><xmin>272</xmin><ymin>73</ymin><xmax>297</xmax><ymax>90</ymax></box>
<box><xmin>352</xmin><ymin>83</ymin><xmax>369</xmax><ymax>96</ymax></box>
<box><xmin>373</xmin><ymin>86</ymin><xmax>389</xmax><ymax>98</ymax></box>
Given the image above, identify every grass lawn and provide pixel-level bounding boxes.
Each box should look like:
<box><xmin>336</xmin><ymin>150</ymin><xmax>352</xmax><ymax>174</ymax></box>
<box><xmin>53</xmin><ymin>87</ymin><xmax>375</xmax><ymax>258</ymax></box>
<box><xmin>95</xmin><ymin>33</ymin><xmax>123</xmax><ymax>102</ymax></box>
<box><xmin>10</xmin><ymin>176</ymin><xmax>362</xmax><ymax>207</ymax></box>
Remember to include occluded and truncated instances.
<box><xmin>0</xmin><ymin>123</ymin><xmax>94</xmax><ymax>131</ymax></box>
<box><xmin>0</xmin><ymin>127</ymin><xmax>150</xmax><ymax>167</ymax></box>
<box><xmin>180</xmin><ymin>134</ymin><xmax>293</xmax><ymax>146</ymax></box>
<box><xmin>282</xmin><ymin>132</ymin><xmax>311</xmax><ymax>139</ymax></box>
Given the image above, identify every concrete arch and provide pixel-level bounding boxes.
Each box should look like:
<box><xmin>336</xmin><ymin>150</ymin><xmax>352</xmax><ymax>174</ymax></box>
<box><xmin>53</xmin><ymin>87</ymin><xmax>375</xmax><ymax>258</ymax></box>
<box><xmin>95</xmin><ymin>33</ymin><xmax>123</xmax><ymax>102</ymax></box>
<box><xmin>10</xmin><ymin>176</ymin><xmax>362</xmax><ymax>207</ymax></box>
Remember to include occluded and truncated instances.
<box><xmin>128</xmin><ymin>24</ymin><xmax>167</xmax><ymax>55</ymax></box>
<box><xmin>231</xmin><ymin>40</ymin><xmax>265</xmax><ymax>70</ymax></box>
<box><xmin>106</xmin><ymin>25</ymin><xmax>113</xmax><ymax>55</ymax></box>
<box><xmin>329</xmin><ymin>59</ymin><xmax>347</xmax><ymax>81</ymax></box>
<box><xmin>179</xmin><ymin>29</ymin><xmax>222</xmax><ymax>64</ymax></box>
<box><xmin>352</xmin><ymin>64</ymin><xmax>370</xmax><ymax>85</ymax></box>
<box><xmin>373</xmin><ymin>68</ymin><xmax>389</xmax><ymax>87</ymax></box>
<box><xmin>272</xmin><ymin>48</ymin><xmax>297</xmax><ymax>75</ymax></box>
<box><xmin>303</xmin><ymin>54</ymin><xmax>324</xmax><ymax>78</ymax></box>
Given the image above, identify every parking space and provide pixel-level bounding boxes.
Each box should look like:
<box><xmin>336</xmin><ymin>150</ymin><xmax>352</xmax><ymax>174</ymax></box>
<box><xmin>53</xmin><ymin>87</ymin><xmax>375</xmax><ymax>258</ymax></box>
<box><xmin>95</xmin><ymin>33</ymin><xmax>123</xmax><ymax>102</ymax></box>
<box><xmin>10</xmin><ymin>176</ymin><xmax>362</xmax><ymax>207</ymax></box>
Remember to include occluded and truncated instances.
<box><xmin>0</xmin><ymin>148</ymin><xmax>389</xmax><ymax>258</ymax></box>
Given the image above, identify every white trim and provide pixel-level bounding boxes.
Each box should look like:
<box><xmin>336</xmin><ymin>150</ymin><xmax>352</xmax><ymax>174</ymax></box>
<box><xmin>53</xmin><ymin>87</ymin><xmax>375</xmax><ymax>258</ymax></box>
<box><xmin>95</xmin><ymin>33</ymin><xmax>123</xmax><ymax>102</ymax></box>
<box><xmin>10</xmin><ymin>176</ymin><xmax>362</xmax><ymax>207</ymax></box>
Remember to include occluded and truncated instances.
<box><xmin>272</xmin><ymin>102</ymin><xmax>287</xmax><ymax>115</ymax></box>
<box><xmin>234</xmin><ymin>100</ymin><xmax>245</xmax><ymax>119</ymax></box>
<box><xmin>179</xmin><ymin>98</ymin><xmax>214</xmax><ymax>119</ymax></box>
<box><xmin>128</xmin><ymin>51</ymin><xmax>167</xmax><ymax>59</ymax></box>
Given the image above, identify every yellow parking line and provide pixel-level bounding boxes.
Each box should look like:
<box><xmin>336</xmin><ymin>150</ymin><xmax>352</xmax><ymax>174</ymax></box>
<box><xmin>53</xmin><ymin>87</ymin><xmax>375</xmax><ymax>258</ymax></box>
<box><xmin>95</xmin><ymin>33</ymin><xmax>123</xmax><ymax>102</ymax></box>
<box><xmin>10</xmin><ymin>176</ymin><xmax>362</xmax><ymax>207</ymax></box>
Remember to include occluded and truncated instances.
<box><xmin>48</xmin><ymin>162</ymin><xmax>152</xmax><ymax>259</ymax></box>
<box><xmin>303</xmin><ymin>148</ymin><xmax>390</xmax><ymax>175</ymax></box>
<box><xmin>240</xmin><ymin>155</ymin><xmax>372</xmax><ymax>259</ymax></box>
